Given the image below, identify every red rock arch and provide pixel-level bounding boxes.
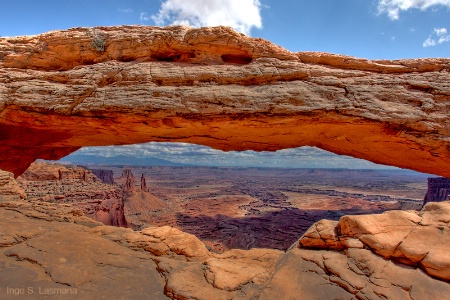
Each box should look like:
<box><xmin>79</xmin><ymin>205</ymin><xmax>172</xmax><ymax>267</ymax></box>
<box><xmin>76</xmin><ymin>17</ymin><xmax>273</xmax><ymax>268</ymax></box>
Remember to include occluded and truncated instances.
<box><xmin>0</xmin><ymin>26</ymin><xmax>449</xmax><ymax>177</ymax></box>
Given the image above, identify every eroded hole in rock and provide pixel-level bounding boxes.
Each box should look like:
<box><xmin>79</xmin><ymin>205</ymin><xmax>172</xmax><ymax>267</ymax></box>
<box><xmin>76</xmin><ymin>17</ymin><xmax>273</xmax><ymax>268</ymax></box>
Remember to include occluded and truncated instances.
<box><xmin>221</xmin><ymin>54</ymin><xmax>253</xmax><ymax>64</ymax></box>
<box><xmin>151</xmin><ymin>52</ymin><xmax>196</xmax><ymax>62</ymax></box>
<box><xmin>14</xmin><ymin>142</ymin><xmax>437</xmax><ymax>253</ymax></box>
<box><xmin>118</xmin><ymin>56</ymin><xmax>135</xmax><ymax>62</ymax></box>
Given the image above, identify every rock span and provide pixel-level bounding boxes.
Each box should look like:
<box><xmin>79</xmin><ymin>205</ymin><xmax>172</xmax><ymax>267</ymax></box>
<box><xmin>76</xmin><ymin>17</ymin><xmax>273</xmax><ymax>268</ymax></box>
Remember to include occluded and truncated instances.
<box><xmin>0</xmin><ymin>25</ymin><xmax>449</xmax><ymax>177</ymax></box>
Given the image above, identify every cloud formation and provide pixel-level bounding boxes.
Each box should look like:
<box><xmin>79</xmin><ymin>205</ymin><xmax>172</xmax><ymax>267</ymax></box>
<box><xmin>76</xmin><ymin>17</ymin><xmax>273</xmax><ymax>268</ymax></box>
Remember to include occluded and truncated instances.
<box><xmin>140</xmin><ymin>12</ymin><xmax>150</xmax><ymax>22</ymax></box>
<box><xmin>117</xmin><ymin>8</ymin><xmax>133</xmax><ymax>14</ymax></box>
<box><xmin>151</xmin><ymin>0</ymin><xmax>262</xmax><ymax>35</ymax></box>
<box><xmin>423</xmin><ymin>27</ymin><xmax>450</xmax><ymax>47</ymax></box>
<box><xmin>71</xmin><ymin>142</ymin><xmax>396</xmax><ymax>169</ymax></box>
<box><xmin>377</xmin><ymin>0</ymin><xmax>450</xmax><ymax>19</ymax></box>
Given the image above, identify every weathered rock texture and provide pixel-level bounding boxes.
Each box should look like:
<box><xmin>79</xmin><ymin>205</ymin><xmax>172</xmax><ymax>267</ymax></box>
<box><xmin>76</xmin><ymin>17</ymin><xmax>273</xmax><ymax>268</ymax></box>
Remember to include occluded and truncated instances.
<box><xmin>0</xmin><ymin>200</ymin><xmax>168</xmax><ymax>300</ymax></box>
<box><xmin>18</xmin><ymin>161</ymin><xmax>97</xmax><ymax>181</ymax></box>
<box><xmin>115</xmin><ymin>169</ymin><xmax>161</xmax><ymax>229</ymax></box>
<box><xmin>300</xmin><ymin>201</ymin><xmax>450</xmax><ymax>282</ymax></box>
<box><xmin>424</xmin><ymin>177</ymin><xmax>450</xmax><ymax>205</ymax></box>
<box><xmin>17</xmin><ymin>162</ymin><xmax>127</xmax><ymax>227</ymax></box>
<box><xmin>0</xmin><ymin>170</ymin><xmax>26</xmax><ymax>201</ymax></box>
<box><xmin>118</xmin><ymin>169</ymin><xmax>136</xmax><ymax>194</ymax></box>
<box><xmin>0</xmin><ymin>26</ymin><xmax>449</xmax><ymax>177</ymax></box>
<box><xmin>1</xmin><ymin>196</ymin><xmax>450</xmax><ymax>299</ymax></box>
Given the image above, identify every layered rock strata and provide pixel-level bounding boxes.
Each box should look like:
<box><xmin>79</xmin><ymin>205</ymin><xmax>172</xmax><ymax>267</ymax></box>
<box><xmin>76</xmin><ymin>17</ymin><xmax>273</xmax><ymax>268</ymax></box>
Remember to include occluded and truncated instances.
<box><xmin>0</xmin><ymin>26</ymin><xmax>449</xmax><ymax>177</ymax></box>
<box><xmin>18</xmin><ymin>161</ymin><xmax>97</xmax><ymax>181</ymax></box>
<box><xmin>17</xmin><ymin>162</ymin><xmax>127</xmax><ymax>227</ymax></box>
<box><xmin>0</xmin><ymin>170</ymin><xmax>26</xmax><ymax>201</ymax></box>
<box><xmin>424</xmin><ymin>177</ymin><xmax>450</xmax><ymax>205</ymax></box>
<box><xmin>115</xmin><ymin>169</ymin><xmax>159</xmax><ymax>229</ymax></box>
<box><xmin>90</xmin><ymin>168</ymin><xmax>115</xmax><ymax>184</ymax></box>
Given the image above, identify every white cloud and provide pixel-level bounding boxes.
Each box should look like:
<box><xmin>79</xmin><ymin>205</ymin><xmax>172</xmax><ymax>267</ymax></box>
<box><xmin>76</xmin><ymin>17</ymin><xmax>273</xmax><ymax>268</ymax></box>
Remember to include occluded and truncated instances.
<box><xmin>423</xmin><ymin>27</ymin><xmax>450</xmax><ymax>47</ymax></box>
<box><xmin>118</xmin><ymin>8</ymin><xmax>133</xmax><ymax>13</ymax></box>
<box><xmin>423</xmin><ymin>37</ymin><xmax>437</xmax><ymax>47</ymax></box>
<box><xmin>69</xmin><ymin>143</ymin><xmax>396</xmax><ymax>169</ymax></box>
<box><xmin>140</xmin><ymin>12</ymin><xmax>150</xmax><ymax>22</ymax></box>
<box><xmin>435</xmin><ymin>27</ymin><xmax>448</xmax><ymax>35</ymax></box>
<box><xmin>151</xmin><ymin>0</ymin><xmax>262</xmax><ymax>35</ymax></box>
<box><xmin>377</xmin><ymin>0</ymin><xmax>450</xmax><ymax>20</ymax></box>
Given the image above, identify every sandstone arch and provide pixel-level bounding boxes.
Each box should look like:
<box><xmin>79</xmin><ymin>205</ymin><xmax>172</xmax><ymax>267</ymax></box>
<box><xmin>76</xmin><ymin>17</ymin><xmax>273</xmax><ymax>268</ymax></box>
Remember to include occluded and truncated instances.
<box><xmin>0</xmin><ymin>26</ymin><xmax>449</xmax><ymax>177</ymax></box>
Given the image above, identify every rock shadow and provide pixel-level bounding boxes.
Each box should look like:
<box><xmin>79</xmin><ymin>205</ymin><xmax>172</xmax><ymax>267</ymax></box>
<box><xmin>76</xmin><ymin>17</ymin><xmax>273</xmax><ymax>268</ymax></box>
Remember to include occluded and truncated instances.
<box><xmin>175</xmin><ymin>207</ymin><xmax>383</xmax><ymax>251</ymax></box>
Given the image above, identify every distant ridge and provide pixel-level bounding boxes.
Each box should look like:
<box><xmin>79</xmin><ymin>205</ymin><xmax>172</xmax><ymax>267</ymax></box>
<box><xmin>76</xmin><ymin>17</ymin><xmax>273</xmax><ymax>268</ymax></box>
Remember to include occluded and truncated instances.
<box><xmin>59</xmin><ymin>154</ymin><xmax>186</xmax><ymax>167</ymax></box>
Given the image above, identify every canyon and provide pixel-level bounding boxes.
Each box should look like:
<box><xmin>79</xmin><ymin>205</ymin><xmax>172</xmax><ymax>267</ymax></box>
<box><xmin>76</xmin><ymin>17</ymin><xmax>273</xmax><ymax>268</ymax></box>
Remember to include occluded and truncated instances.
<box><xmin>0</xmin><ymin>25</ymin><xmax>450</xmax><ymax>299</ymax></box>
<box><xmin>1</xmin><ymin>169</ymin><xmax>450</xmax><ymax>299</ymax></box>
<box><xmin>14</xmin><ymin>161</ymin><xmax>429</xmax><ymax>252</ymax></box>
<box><xmin>111</xmin><ymin>165</ymin><xmax>426</xmax><ymax>252</ymax></box>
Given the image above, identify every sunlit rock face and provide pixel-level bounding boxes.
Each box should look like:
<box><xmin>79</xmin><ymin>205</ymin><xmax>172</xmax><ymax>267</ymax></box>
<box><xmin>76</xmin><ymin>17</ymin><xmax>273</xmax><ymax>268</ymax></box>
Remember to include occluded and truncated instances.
<box><xmin>17</xmin><ymin>162</ymin><xmax>127</xmax><ymax>227</ymax></box>
<box><xmin>0</xmin><ymin>170</ymin><xmax>26</xmax><ymax>201</ymax></box>
<box><xmin>0</xmin><ymin>25</ymin><xmax>449</xmax><ymax>177</ymax></box>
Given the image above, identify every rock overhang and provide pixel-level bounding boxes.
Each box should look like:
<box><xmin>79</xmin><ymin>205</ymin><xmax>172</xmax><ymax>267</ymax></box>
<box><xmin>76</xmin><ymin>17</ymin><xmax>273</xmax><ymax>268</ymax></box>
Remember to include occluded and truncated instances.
<box><xmin>0</xmin><ymin>25</ymin><xmax>449</xmax><ymax>177</ymax></box>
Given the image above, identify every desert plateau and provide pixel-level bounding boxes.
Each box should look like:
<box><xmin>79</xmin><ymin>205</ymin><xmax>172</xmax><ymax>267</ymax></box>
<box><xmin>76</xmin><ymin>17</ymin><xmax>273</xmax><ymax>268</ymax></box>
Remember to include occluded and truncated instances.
<box><xmin>16</xmin><ymin>162</ymin><xmax>431</xmax><ymax>252</ymax></box>
<box><xmin>0</xmin><ymin>22</ymin><xmax>450</xmax><ymax>300</ymax></box>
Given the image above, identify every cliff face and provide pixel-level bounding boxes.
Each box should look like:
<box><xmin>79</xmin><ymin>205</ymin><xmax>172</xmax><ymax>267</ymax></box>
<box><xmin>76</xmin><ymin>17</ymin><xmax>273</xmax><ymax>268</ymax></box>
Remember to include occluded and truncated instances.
<box><xmin>19</xmin><ymin>161</ymin><xmax>97</xmax><ymax>181</ymax></box>
<box><xmin>17</xmin><ymin>162</ymin><xmax>127</xmax><ymax>227</ymax></box>
<box><xmin>0</xmin><ymin>26</ymin><xmax>449</xmax><ymax>177</ymax></box>
<box><xmin>90</xmin><ymin>169</ymin><xmax>115</xmax><ymax>184</ymax></box>
<box><xmin>0</xmin><ymin>170</ymin><xmax>26</xmax><ymax>201</ymax></box>
<box><xmin>424</xmin><ymin>177</ymin><xmax>450</xmax><ymax>205</ymax></box>
<box><xmin>1</xmin><ymin>193</ymin><xmax>449</xmax><ymax>299</ymax></box>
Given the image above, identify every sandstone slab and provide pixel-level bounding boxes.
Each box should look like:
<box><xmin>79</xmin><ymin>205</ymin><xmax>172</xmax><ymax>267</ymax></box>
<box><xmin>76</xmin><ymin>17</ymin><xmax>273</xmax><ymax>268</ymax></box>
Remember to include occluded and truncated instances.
<box><xmin>299</xmin><ymin>201</ymin><xmax>450</xmax><ymax>282</ymax></box>
<box><xmin>0</xmin><ymin>201</ymin><xmax>168</xmax><ymax>300</ymax></box>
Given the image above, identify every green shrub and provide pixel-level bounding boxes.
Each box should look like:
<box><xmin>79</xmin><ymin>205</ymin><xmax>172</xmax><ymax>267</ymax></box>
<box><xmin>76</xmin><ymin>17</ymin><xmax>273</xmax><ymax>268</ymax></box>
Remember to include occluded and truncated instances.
<box><xmin>89</xmin><ymin>29</ymin><xmax>106</xmax><ymax>52</ymax></box>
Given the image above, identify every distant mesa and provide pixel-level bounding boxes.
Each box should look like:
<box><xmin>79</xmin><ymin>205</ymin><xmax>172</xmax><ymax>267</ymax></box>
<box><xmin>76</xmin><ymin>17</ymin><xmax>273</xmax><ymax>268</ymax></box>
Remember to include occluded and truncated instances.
<box><xmin>17</xmin><ymin>162</ymin><xmax>127</xmax><ymax>227</ymax></box>
<box><xmin>60</xmin><ymin>154</ymin><xmax>185</xmax><ymax>167</ymax></box>
<box><xmin>90</xmin><ymin>168</ymin><xmax>115</xmax><ymax>184</ymax></box>
<box><xmin>424</xmin><ymin>177</ymin><xmax>450</xmax><ymax>205</ymax></box>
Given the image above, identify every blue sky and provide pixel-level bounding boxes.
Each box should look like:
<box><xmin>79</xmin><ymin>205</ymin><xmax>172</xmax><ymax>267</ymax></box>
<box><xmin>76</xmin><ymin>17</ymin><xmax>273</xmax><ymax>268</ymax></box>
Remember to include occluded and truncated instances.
<box><xmin>2</xmin><ymin>0</ymin><xmax>449</xmax><ymax>169</ymax></box>
<box><xmin>1</xmin><ymin>0</ymin><xmax>450</xmax><ymax>59</ymax></box>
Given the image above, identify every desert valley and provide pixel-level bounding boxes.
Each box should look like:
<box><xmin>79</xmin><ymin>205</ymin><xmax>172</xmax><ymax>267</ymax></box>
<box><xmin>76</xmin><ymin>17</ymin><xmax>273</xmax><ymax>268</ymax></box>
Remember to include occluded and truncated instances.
<box><xmin>18</xmin><ymin>161</ymin><xmax>429</xmax><ymax>252</ymax></box>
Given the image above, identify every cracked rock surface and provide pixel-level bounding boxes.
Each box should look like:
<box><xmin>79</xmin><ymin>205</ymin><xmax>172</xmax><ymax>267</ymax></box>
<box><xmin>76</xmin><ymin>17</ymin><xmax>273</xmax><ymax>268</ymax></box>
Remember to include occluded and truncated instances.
<box><xmin>1</xmin><ymin>193</ymin><xmax>450</xmax><ymax>299</ymax></box>
<box><xmin>300</xmin><ymin>201</ymin><xmax>450</xmax><ymax>297</ymax></box>
<box><xmin>0</xmin><ymin>25</ymin><xmax>449</xmax><ymax>177</ymax></box>
<box><xmin>0</xmin><ymin>201</ymin><xmax>168</xmax><ymax>299</ymax></box>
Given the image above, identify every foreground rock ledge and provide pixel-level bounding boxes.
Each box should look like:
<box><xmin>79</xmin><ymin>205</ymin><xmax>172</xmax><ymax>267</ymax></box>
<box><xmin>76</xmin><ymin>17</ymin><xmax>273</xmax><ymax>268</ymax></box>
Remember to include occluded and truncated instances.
<box><xmin>0</xmin><ymin>25</ymin><xmax>449</xmax><ymax>177</ymax></box>
<box><xmin>1</xmin><ymin>197</ymin><xmax>450</xmax><ymax>299</ymax></box>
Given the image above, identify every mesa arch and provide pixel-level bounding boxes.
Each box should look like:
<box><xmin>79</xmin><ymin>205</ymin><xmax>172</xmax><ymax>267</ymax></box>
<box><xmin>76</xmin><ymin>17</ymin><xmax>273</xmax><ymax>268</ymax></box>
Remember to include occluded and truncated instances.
<box><xmin>0</xmin><ymin>25</ymin><xmax>449</xmax><ymax>177</ymax></box>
